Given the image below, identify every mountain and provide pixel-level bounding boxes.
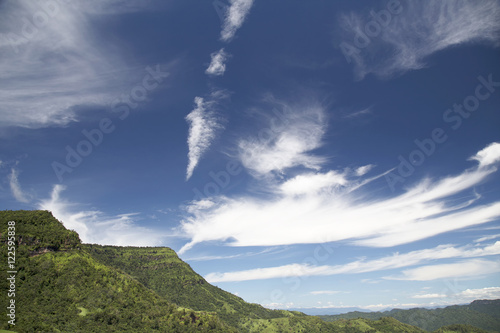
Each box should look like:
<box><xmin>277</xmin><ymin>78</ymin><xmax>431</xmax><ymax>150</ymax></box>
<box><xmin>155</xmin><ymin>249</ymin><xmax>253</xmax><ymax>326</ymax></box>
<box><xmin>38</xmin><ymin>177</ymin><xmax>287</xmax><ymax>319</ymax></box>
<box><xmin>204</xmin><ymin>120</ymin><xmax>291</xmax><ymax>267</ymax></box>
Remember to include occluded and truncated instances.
<box><xmin>82</xmin><ymin>243</ymin><xmax>288</xmax><ymax>328</ymax></box>
<box><xmin>0</xmin><ymin>210</ymin><xmax>233</xmax><ymax>332</ymax></box>
<box><xmin>285</xmin><ymin>307</ymin><xmax>372</xmax><ymax>315</ymax></box>
<box><xmin>319</xmin><ymin>300</ymin><xmax>500</xmax><ymax>332</ymax></box>
<box><xmin>0</xmin><ymin>210</ymin><xmax>492</xmax><ymax>333</ymax></box>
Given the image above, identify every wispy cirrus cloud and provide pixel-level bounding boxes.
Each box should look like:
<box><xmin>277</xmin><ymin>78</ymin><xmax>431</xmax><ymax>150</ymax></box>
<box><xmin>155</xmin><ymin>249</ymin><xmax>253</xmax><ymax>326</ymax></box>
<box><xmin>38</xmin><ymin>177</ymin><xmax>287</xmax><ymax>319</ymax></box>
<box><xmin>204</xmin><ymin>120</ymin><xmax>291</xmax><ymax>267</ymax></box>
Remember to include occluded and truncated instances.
<box><xmin>238</xmin><ymin>106</ymin><xmax>327</xmax><ymax>177</ymax></box>
<box><xmin>388</xmin><ymin>259</ymin><xmax>500</xmax><ymax>281</ymax></box>
<box><xmin>8</xmin><ymin>168</ymin><xmax>30</xmax><ymax>203</ymax></box>
<box><xmin>185</xmin><ymin>93</ymin><xmax>225</xmax><ymax>180</ymax></box>
<box><xmin>310</xmin><ymin>290</ymin><xmax>341</xmax><ymax>295</ymax></box>
<box><xmin>205</xmin><ymin>241</ymin><xmax>500</xmax><ymax>282</ymax></box>
<box><xmin>412</xmin><ymin>287</ymin><xmax>500</xmax><ymax>301</ymax></box>
<box><xmin>0</xmin><ymin>0</ymin><xmax>161</xmax><ymax>128</ymax></box>
<box><xmin>180</xmin><ymin>142</ymin><xmax>500</xmax><ymax>254</ymax></box>
<box><xmin>474</xmin><ymin>234</ymin><xmax>500</xmax><ymax>243</ymax></box>
<box><xmin>206</xmin><ymin>48</ymin><xmax>229</xmax><ymax>76</ymax></box>
<box><xmin>39</xmin><ymin>184</ymin><xmax>166</xmax><ymax>246</ymax></box>
<box><xmin>412</xmin><ymin>293</ymin><xmax>447</xmax><ymax>299</ymax></box>
<box><xmin>220</xmin><ymin>0</ymin><xmax>255</xmax><ymax>42</ymax></box>
<box><xmin>357</xmin><ymin>286</ymin><xmax>500</xmax><ymax>310</ymax></box>
<box><xmin>338</xmin><ymin>0</ymin><xmax>500</xmax><ymax>79</ymax></box>
<box><xmin>183</xmin><ymin>247</ymin><xmax>283</xmax><ymax>262</ymax></box>
<box><xmin>355</xmin><ymin>164</ymin><xmax>375</xmax><ymax>176</ymax></box>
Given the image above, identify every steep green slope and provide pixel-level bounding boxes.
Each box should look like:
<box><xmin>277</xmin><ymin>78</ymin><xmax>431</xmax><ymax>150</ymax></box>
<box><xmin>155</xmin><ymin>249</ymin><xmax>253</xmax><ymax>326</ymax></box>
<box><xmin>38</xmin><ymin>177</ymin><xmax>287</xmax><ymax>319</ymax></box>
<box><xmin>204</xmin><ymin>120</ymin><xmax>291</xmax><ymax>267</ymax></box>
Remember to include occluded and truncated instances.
<box><xmin>0</xmin><ymin>210</ymin><xmax>233</xmax><ymax>332</ymax></box>
<box><xmin>83</xmin><ymin>244</ymin><xmax>286</xmax><ymax>328</ymax></box>
<box><xmin>240</xmin><ymin>316</ymin><xmax>426</xmax><ymax>333</ymax></box>
<box><xmin>434</xmin><ymin>324</ymin><xmax>491</xmax><ymax>333</ymax></box>
<box><xmin>468</xmin><ymin>300</ymin><xmax>500</xmax><ymax>320</ymax></box>
<box><xmin>319</xmin><ymin>300</ymin><xmax>500</xmax><ymax>332</ymax></box>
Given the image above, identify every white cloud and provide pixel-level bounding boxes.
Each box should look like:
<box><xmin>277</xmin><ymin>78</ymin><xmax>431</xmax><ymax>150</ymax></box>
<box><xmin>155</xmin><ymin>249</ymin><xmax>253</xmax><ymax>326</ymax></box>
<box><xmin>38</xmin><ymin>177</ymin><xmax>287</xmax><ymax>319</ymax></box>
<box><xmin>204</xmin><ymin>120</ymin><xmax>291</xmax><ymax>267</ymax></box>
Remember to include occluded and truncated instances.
<box><xmin>457</xmin><ymin>287</ymin><xmax>500</xmax><ymax>300</ymax></box>
<box><xmin>355</xmin><ymin>164</ymin><xmax>374</xmax><ymax>176</ymax></box>
<box><xmin>204</xmin><ymin>241</ymin><xmax>500</xmax><ymax>282</ymax></box>
<box><xmin>339</xmin><ymin>1</ymin><xmax>500</xmax><ymax>79</ymax></box>
<box><xmin>183</xmin><ymin>247</ymin><xmax>282</xmax><ymax>262</ymax></box>
<box><xmin>180</xmin><ymin>142</ymin><xmax>500</xmax><ymax>253</ymax></box>
<box><xmin>206</xmin><ymin>48</ymin><xmax>229</xmax><ymax>76</ymax></box>
<box><xmin>470</xmin><ymin>142</ymin><xmax>500</xmax><ymax>168</ymax></box>
<box><xmin>280</xmin><ymin>171</ymin><xmax>347</xmax><ymax>196</ymax></box>
<box><xmin>389</xmin><ymin>259</ymin><xmax>500</xmax><ymax>281</ymax></box>
<box><xmin>206</xmin><ymin>263</ymin><xmax>322</xmax><ymax>283</ymax></box>
<box><xmin>412</xmin><ymin>293</ymin><xmax>447</xmax><ymax>299</ymax></box>
<box><xmin>360</xmin><ymin>302</ymin><xmax>435</xmax><ymax>311</ymax></box>
<box><xmin>238</xmin><ymin>106</ymin><xmax>327</xmax><ymax>176</ymax></box>
<box><xmin>310</xmin><ymin>291</ymin><xmax>341</xmax><ymax>295</ymax></box>
<box><xmin>344</xmin><ymin>107</ymin><xmax>372</xmax><ymax>119</ymax></box>
<box><xmin>0</xmin><ymin>0</ymin><xmax>160</xmax><ymax>128</ymax></box>
<box><xmin>8</xmin><ymin>168</ymin><xmax>30</xmax><ymax>203</ymax></box>
<box><xmin>311</xmin><ymin>287</ymin><xmax>500</xmax><ymax>311</ymax></box>
<box><xmin>185</xmin><ymin>96</ymin><xmax>224</xmax><ymax>180</ymax></box>
<box><xmin>474</xmin><ymin>234</ymin><xmax>500</xmax><ymax>243</ymax></box>
<box><xmin>39</xmin><ymin>184</ymin><xmax>166</xmax><ymax>246</ymax></box>
<box><xmin>411</xmin><ymin>287</ymin><xmax>500</xmax><ymax>300</ymax></box>
<box><xmin>220</xmin><ymin>0</ymin><xmax>254</xmax><ymax>41</ymax></box>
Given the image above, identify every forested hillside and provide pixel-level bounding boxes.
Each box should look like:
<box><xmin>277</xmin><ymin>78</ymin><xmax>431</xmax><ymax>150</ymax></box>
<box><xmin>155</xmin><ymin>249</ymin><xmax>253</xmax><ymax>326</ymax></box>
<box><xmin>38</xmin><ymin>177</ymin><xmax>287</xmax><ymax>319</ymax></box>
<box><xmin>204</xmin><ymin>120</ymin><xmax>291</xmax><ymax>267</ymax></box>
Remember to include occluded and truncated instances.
<box><xmin>0</xmin><ymin>210</ymin><xmax>233</xmax><ymax>332</ymax></box>
<box><xmin>320</xmin><ymin>300</ymin><xmax>500</xmax><ymax>332</ymax></box>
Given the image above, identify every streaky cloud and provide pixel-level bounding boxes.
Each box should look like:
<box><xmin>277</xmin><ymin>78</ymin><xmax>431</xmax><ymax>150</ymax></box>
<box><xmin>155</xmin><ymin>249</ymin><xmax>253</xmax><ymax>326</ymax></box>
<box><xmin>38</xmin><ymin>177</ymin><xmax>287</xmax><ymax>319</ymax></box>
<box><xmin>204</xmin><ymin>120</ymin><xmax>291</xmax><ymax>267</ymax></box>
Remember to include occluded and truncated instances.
<box><xmin>8</xmin><ymin>168</ymin><xmax>30</xmax><ymax>203</ymax></box>
<box><xmin>206</xmin><ymin>48</ymin><xmax>229</xmax><ymax>76</ymax></box>
<box><xmin>39</xmin><ymin>184</ymin><xmax>166</xmax><ymax>246</ymax></box>
<box><xmin>185</xmin><ymin>94</ymin><xmax>225</xmax><ymax>180</ymax></box>
<box><xmin>238</xmin><ymin>105</ymin><xmax>327</xmax><ymax>177</ymax></box>
<box><xmin>0</xmin><ymin>0</ymin><xmax>166</xmax><ymax>128</ymax></box>
<box><xmin>205</xmin><ymin>241</ymin><xmax>500</xmax><ymax>282</ymax></box>
<box><xmin>180</xmin><ymin>142</ymin><xmax>500</xmax><ymax>253</ymax></box>
<box><xmin>387</xmin><ymin>259</ymin><xmax>500</xmax><ymax>281</ymax></box>
<box><xmin>338</xmin><ymin>0</ymin><xmax>500</xmax><ymax>79</ymax></box>
<box><xmin>220</xmin><ymin>0</ymin><xmax>255</xmax><ymax>42</ymax></box>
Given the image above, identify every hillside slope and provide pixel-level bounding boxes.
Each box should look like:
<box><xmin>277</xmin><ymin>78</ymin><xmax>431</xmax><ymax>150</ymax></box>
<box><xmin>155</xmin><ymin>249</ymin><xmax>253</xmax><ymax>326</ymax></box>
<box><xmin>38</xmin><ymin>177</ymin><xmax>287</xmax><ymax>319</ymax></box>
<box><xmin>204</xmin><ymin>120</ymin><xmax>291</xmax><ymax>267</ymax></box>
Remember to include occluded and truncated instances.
<box><xmin>320</xmin><ymin>300</ymin><xmax>500</xmax><ymax>332</ymax></box>
<box><xmin>84</xmin><ymin>244</ymin><xmax>430</xmax><ymax>332</ymax></box>
<box><xmin>0</xmin><ymin>210</ymin><xmax>233</xmax><ymax>332</ymax></box>
<box><xmin>84</xmin><ymin>244</ymin><xmax>288</xmax><ymax>327</ymax></box>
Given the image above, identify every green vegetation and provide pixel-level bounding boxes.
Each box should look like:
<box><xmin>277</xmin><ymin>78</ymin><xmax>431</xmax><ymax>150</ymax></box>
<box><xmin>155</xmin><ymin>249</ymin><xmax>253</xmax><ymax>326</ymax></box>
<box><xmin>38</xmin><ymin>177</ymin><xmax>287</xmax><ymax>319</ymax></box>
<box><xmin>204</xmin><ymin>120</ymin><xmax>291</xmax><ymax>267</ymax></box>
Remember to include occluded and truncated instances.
<box><xmin>0</xmin><ymin>210</ymin><xmax>496</xmax><ymax>332</ymax></box>
<box><xmin>319</xmin><ymin>300</ymin><xmax>500</xmax><ymax>332</ymax></box>
<box><xmin>434</xmin><ymin>324</ymin><xmax>491</xmax><ymax>333</ymax></box>
<box><xmin>0</xmin><ymin>210</ymin><xmax>233</xmax><ymax>332</ymax></box>
<box><xmin>83</xmin><ymin>243</ymin><xmax>286</xmax><ymax>328</ymax></box>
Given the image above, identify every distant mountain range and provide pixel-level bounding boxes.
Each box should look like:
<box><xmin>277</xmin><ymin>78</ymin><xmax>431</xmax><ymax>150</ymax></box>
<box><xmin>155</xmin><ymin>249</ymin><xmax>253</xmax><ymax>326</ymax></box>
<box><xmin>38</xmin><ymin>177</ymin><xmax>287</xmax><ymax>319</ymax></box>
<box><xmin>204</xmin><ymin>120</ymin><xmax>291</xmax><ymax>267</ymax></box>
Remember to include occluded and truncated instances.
<box><xmin>1</xmin><ymin>210</ymin><xmax>498</xmax><ymax>332</ymax></box>
<box><xmin>288</xmin><ymin>304</ymin><xmax>458</xmax><ymax>316</ymax></box>
<box><xmin>286</xmin><ymin>307</ymin><xmax>372</xmax><ymax>316</ymax></box>
<box><xmin>319</xmin><ymin>299</ymin><xmax>500</xmax><ymax>332</ymax></box>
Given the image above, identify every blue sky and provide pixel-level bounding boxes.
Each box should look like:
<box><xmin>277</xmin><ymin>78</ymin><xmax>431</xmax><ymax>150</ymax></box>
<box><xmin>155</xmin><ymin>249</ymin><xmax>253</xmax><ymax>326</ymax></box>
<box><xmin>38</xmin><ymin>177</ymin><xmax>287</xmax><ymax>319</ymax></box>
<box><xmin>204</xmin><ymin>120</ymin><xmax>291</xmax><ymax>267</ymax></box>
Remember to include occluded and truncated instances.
<box><xmin>1</xmin><ymin>0</ymin><xmax>500</xmax><ymax>312</ymax></box>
